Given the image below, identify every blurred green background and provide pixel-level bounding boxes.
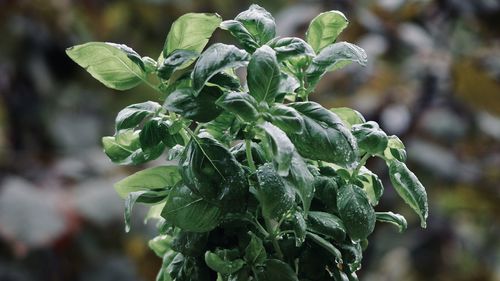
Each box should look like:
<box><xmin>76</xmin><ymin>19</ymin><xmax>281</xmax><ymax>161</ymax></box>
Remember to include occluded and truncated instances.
<box><xmin>0</xmin><ymin>0</ymin><xmax>499</xmax><ymax>280</ymax></box>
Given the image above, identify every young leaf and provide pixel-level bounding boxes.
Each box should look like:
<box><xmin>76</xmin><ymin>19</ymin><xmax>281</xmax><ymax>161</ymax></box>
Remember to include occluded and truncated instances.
<box><xmin>114</xmin><ymin>165</ymin><xmax>181</xmax><ymax>198</ymax></box>
<box><xmin>216</xmin><ymin>92</ymin><xmax>260</xmax><ymax>122</ymax></box>
<box><xmin>162</xmin><ymin>184</ymin><xmax>222</xmax><ymax>232</ymax></box>
<box><xmin>330</xmin><ymin>107</ymin><xmax>366</xmax><ymax>129</ymax></box>
<box><xmin>192</xmin><ymin>43</ymin><xmax>249</xmax><ymax>93</ymax></box>
<box><xmin>267</xmin><ymin>104</ymin><xmax>304</xmax><ymax>134</ymax></box>
<box><xmin>288</xmin><ymin>102</ymin><xmax>358</xmax><ymax>168</ymax></box>
<box><xmin>148</xmin><ymin>235</ymin><xmax>173</xmax><ymax>258</ymax></box>
<box><xmin>306</xmin><ymin>42</ymin><xmax>367</xmax><ymax>88</ymax></box>
<box><xmin>258</xmin><ymin>122</ymin><xmax>294</xmax><ymax>176</ymax></box>
<box><xmin>306</xmin><ymin>10</ymin><xmax>349</xmax><ymax>53</ymax></box>
<box><xmin>305</xmin><ymin>232</ymin><xmax>343</xmax><ymax>263</ymax></box>
<box><xmin>164</xmin><ymin>13</ymin><xmax>222</xmax><ymax>56</ymax></box>
<box><xmin>115</xmin><ymin>101</ymin><xmax>162</xmax><ymax>130</ymax></box>
<box><xmin>220</xmin><ymin>20</ymin><xmax>259</xmax><ymax>52</ymax></box>
<box><xmin>158</xmin><ymin>49</ymin><xmax>198</xmax><ymax>80</ymax></box>
<box><xmin>204</xmin><ymin>251</ymin><xmax>245</xmax><ymax>275</ymax></box>
<box><xmin>267</xmin><ymin>37</ymin><xmax>315</xmax><ymax>61</ymax></box>
<box><xmin>164</xmin><ymin>86</ymin><xmax>223</xmax><ymax>122</ymax></box>
<box><xmin>357</xmin><ymin>167</ymin><xmax>384</xmax><ymax>206</ymax></box>
<box><xmin>247</xmin><ymin>45</ymin><xmax>281</xmax><ymax>103</ymax></box>
<box><xmin>307</xmin><ymin>211</ymin><xmax>346</xmax><ymax>242</ymax></box>
<box><xmin>383</xmin><ymin>135</ymin><xmax>407</xmax><ymax>162</ymax></box>
<box><xmin>352</xmin><ymin>121</ymin><xmax>388</xmax><ymax>155</ymax></box>
<box><xmin>255</xmin><ymin>163</ymin><xmax>295</xmax><ymax>221</ymax></box>
<box><xmin>376</xmin><ymin>212</ymin><xmax>408</xmax><ymax>232</ymax></box>
<box><xmin>244</xmin><ymin>233</ymin><xmax>267</xmax><ymax>265</ymax></box>
<box><xmin>66</xmin><ymin>42</ymin><xmax>146</xmax><ymax>90</ymax></box>
<box><xmin>337</xmin><ymin>184</ymin><xmax>376</xmax><ymax>241</ymax></box>
<box><xmin>234</xmin><ymin>4</ymin><xmax>276</xmax><ymax>45</ymax></box>
<box><xmin>388</xmin><ymin>160</ymin><xmax>428</xmax><ymax>228</ymax></box>
<box><xmin>257</xmin><ymin>259</ymin><xmax>299</xmax><ymax>281</ymax></box>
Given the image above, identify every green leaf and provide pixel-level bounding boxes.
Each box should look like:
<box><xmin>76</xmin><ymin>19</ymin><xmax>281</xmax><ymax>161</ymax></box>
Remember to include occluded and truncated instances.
<box><xmin>257</xmin><ymin>122</ymin><xmax>294</xmax><ymax>176</ymax></box>
<box><xmin>125</xmin><ymin>189</ymin><xmax>169</xmax><ymax>232</ymax></box>
<box><xmin>257</xmin><ymin>259</ymin><xmax>299</xmax><ymax>281</ymax></box>
<box><xmin>352</xmin><ymin>121</ymin><xmax>388</xmax><ymax>155</ymax></box>
<box><xmin>376</xmin><ymin>211</ymin><xmax>408</xmax><ymax>232</ymax></box>
<box><xmin>115</xmin><ymin>101</ymin><xmax>162</xmax><ymax>130</ymax></box>
<box><xmin>383</xmin><ymin>135</ymin><xmax>407</xmax><ymax>162</ymax></box>
<box><xmin>244</xmin><ymin>233</ymin><xmax>267</xmax><ymax>265</ymax></box>
<box><xmin>306</xmin><ymin>42</ymin><xmax>367</xmax><ymax>88</ymax></box>
<box><xmin>305</xmin><ymin>232</ymin><xmax>343</xmax><ymax>263</ymax></box>
<box><xmin>336</xmin><ymin>240</ymin><xmax>362</xmax><ymax>268</ymax></box>
<box><xmin>139</xmin><ymin>118</ymin><xmax>170</xmax><ymax>150</ymax></box>
<box><xmin>192</xmin><ymin>43</ymin><xmax>249</xmax><ymax>93</ymax></box>
<box><xmin>247</xmin><ymin>45</ymin><xmax>281</xmax><ymax>103</ymax></box>
<box><xmin>357</xmin><ymin>167</ymin><xmax>384</xmax><ymax>206</ymax></box>
<box><xmin>172</xmin><ymin>231</ymin><xmax>208</xmax><ymax>257</ymax></box>
<box><xmin>179</xmin><ymin>135</ymin><xmax>248</xmax><ymax>211</ymax></box>
<box><xmin>102</xmin><ymin>133</ymin><xmax>165</xmax><ymax>165</ymax></box>
<box><xmin>167</xmin><ymin>144</ymin><xmax>185</xmax><ymax>161</ymax></box>
<box><xmin>164</xmin><ymin>86</ymin><xmax>223</xmax><ymax>122</ymax></box>
<box><xmin>267</xmin><ymin>104</ymin><xmax>304</xmax><ymax>134</ymax></box>
<box><xmin>330</xmin><ymin>107</ymin><xmax>366</xmax><ymax>129</ymax></box>
<box><xmin>234</xmin><ymin>4</ymin><xmax>276</xmax><ymax>45</ymax></box>
<box><xmin>114</xmin><ymin>165</ymin><xmax>181</xmax><ymax>198</ymax></box>
<box><xmin>148</xmin><ymin>235</ymin><xmax>173</xmax><ymax>257</ymax></box>
<box><xmin>202</xmin><ymin>112</ymin><xmax>241</xmax><ymax>145</ymax></box>
<box><xmin>216</xmin><ymin>92</ymin><xmax>259</xmax><ymax>122</ymax></box>
<box><xmin>66</xmin><ymin>42</ymin><xmax>146</xmax><ymax>90</ymax></box>
<box><xmin>164</xmin><ymin>13</ymin><xmax>222</xmax><ymax>56</ymax></box>
<box><xmin>337</xmin><ymin>184</ymin><xmax>375</xmax><ymax>241</ymax></box>
<box><xmin>284</xmin><ymin>151</ymin><xmax>314</xmax><ymax>213</ymax></box>
<box><xmin>220</xmin><ymin>20</ymin><xmax>259</xmax><ymax>53</ymax></box>
<box><xmin>267</xmin><ymin>37</ymin><xmax>315</xmax><ymax>61</ymax></box>
<box><xmin>313</xmin><ymin>176</ymin><xmax>338</xmax><ymax>212</ymax></box>
<box><xmin>288</xmin><ymin>102</ymin><xmax>358</xmax><ymax>168</ymax></box>
<box><xmin>306</xmin><ymin>10</ymin><xmax>349</xmax><ymax>53</ymax></box>
<box><xmin>307</xmin><ymin>211</ymin><xmax>346</xmax><ymax>242</ymax></box>
<box><xmin>204</xmin><ymin>251</ymin><xmax>245</xmax><ymax>275</ymax></box>
<box><xmin>290</xmin><ymin>211</ymin><xmax>307</xmax><ymax>246</ymax></box>
<box><xmin>158</xmin><ymin>50</ymin><xmax>198</xmax><ymax>80</ymax></box>
<box><xmin>162</xmin><ymin>184</ymin><xmax>222</xmax><ymax>232</ymax></box>
<box><xmin>208</xmin><ymin>72</ymin><xmax>241</xmax><ymax>91</ymax></box>
<box><xmin>388</xmin><ymin>160</ymin><xmax>428</xmax><ymax>228</ymax></box>
<box><xmin>255</xmin><ymin>163</ymin><xmax>295</xmax><ymax>221</ymax></box>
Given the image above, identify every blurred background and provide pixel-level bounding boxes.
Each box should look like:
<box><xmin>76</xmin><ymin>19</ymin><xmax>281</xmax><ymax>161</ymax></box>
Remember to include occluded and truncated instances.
<box><xmin>0</xmin><ymin>0</ymin><xmax>499</xmax><ymax>280</ymax></box>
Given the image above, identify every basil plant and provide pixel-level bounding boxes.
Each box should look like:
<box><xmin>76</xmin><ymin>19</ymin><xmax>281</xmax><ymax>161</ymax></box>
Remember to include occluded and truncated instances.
<box><xmin>67</xmin><ymin>5</ymin><xmax>428</xmax><ymax>281</ymax></box>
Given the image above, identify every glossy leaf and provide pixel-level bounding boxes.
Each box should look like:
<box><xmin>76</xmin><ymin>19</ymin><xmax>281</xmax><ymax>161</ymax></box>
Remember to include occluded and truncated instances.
<box><xmin>102</xmin><ymin>133</ymin><xmax>165</xmax><ymax>165</ymax></box>
<box><xmin>257</xmin><ymin>259</ymin><xmax>299</xmax><ymax>281</ymax></box>
<box><xmin>66</xmin><ymin>42</ymin><xmax>146</xmax><ymax>90</ymax></box>
<box><xmin>307</xmin><ymin>211</ymin><xmax>346</xmax><ymax>242</ymax></box>
<box><xmin>139</xmin><ymin>118</ymin><xmax>169</xmax><ymax>150</ymax></box>
<box><xmin>330</xmin><ymin>107</ymin><xmax>366</xmax><ymax>129</ymax></box>
<box><xmin>352</xmin><ymin>121</ymin><xmax>388</xmax><ymax>155</ymax></box>
<box><xmin>114</xmin><ymin>165</ymin><xmax>181</xmax><ymax>198</ymax></box>
<box><xmin>204</xmin><ymin>251</ymin><xmax>245</xmax><ymax>275</ymax></box>
<box><xmin>305</xmin><ymin>232</ymin><xmax>343</xmax><ymax>263</ymax></box>
<box><xmin>313</xmin><ymin>176</ymin><xmax>338</xmax><ymax>212</ymax></box>
<box><xmin>357</xmin><ymin>167</ymin><xmax>384</xmax><ymax>206</ymax></box>
<box><xmin>172</xmin><ymin>231</ymin><xmax>208</xmax><ymax>257</ymax></box>
<box><xmin>258</xmin><ymin>122</ymin><xmax>294</xmax><ymax>176</ymax></box>
<box><xmin>284</xmin><ymin>151</ymin><xmax>314</xmax><ymax>213</ymax></box>
<box><xmin>192</xmin><ymin>43</ymin><xmax>249</xmax><ymax>93</ymax></box>
<box><xmin>208</xmin><ymin>72</ymin><xmax>241</xmax><ymax>91</ymax></box>
<box><xmin>164</xmin><ymin>13</ymin><xmax>222</xmax><ymax>55</ymax></box>
<box><xmin>115</xmin><ymin>101</ymin><xmax>162</xmax><ymax>130</ymax></box>
<box><xmin>220</xmin><ymin>20</ymin><xmax>259</xmax><ymax>52</ymax></box>
<box><xmin>164</xmin><ymin>86</ymin><xmax>223</xmax><ymax>122</ymax></box>
<box><xmin>162</xmin><ymin>184</ymin><xmax>222</xmax><ymax>232</ymax></box>
<box><xmin>290</xmin><ymin>211</ymin><xmax>307</xmax><ymax>246</ymax></box>
<box><xmin>216</xmin><ymin>92</ymin><xmax>259</xmax><ymax>122</ymax></box>
<box><xmin>337</xmin><ymin>184</ymin><xmax>375</xmax><ymax>241</ymax></box>
<box><xmin>267</xmin><ymin>37</ymin><xmax>315</xmax><ymax>61</ymax></box>
<box><xmin>244</xmin><ymin>233</ymin><xmax>267</xmax><ymax>265</ymax></box>
<box><xmin>388</xmin><ymin>160</ymin><xmax>428</xmax><ymax>227</ymax></box>
<box><xmin>234</xmin><ymin>4</ymin><xmax>276</xmax><ymax>45</ymax></box>
<box><xmin>158</xmin><ymin>50</ymin><xmax>198</xmax><ymax>80</ymax></box>
<box><xmin>247</xmin><ymin>45</ymin><xmax>281</xmax><ymax>103</ymax></box>
<box><xmin>267</xmin><ymin>104</ymin><xmax>304</xmax><ymax>134</ymax></box>
<box><xmin>376</xmin><ymin>211</ymin><xmax>408</xmax><ymax>232</ymax></box>
<box><xmin>383</xmin><ymin>135</ymin><xmax>407</xmax><ymax>162</ymax></box>
<box><xmin>306</xmin><ymin>10</ymin><xmax>349</xmax><ymax>53</ymax></box>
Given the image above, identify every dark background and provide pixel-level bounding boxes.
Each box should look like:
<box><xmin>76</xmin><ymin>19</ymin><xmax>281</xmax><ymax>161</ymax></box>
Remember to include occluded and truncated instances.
<box><xmin>0</xmin><ymin>0</ymin><xmax>499</xmax><ymax>280</ymax></box>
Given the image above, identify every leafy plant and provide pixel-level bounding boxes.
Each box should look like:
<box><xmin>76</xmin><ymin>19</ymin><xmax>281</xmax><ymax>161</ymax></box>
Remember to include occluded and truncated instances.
<box><xmin>67</xmin><ymin>5</ymin><xmax>428</xmax><ymax>281</ymax></box>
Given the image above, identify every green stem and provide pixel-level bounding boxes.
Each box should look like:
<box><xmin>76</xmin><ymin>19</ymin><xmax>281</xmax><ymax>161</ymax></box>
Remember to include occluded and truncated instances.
<box><xmin>245</xmin><ymin>138</ymin><xmax>257</xmax><ymax>173</ymax></box>
<box><xmin>264</xmin><ymin>217</ymin><xmax>284</xmax><ymax>259</ymax></box>
<box><xmin>351</xmin><ymin>153</ymin><xmax>371</xmax><ymax>180</ymax></box>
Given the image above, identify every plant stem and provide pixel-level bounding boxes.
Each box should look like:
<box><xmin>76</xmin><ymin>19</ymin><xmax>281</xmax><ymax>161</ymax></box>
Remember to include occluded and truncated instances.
<box><xmin>351</xmin><ymin>153</ymin><xmax>371</xmax><ymax>180</ymax></box>
<box><xmin>264</xmin><ymin>217</ymin><xmax>284</xmax><ymax>259</ymax></box>
<box><xmin>245</xmin><ymin>138</ymin><xmax>257</xmax><ymax>173</ymax></box>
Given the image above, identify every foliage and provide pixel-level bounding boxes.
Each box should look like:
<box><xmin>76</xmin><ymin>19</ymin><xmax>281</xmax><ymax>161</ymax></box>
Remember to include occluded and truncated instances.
<box><xmin>67</xmin><ymin>5</ymin><xmax>428</xmax><ymax>280</ymax></box>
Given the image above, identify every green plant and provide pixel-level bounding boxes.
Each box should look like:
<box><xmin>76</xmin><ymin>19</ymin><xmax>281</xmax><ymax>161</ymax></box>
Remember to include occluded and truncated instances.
<box><xmin>67</xmin><ymin>5</ymin><xmax>428</xmax><ymax>281</ymax></box>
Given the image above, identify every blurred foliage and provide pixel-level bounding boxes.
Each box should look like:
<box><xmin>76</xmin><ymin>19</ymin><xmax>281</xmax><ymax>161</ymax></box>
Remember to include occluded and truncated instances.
<box><xmin>0</xmin><ymin>0</ymin><xmax>499</xmax><ymax>281</ymax></box>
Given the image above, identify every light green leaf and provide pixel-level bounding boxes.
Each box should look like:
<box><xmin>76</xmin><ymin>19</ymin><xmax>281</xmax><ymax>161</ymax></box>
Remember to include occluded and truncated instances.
<box><xmin>247</xmin><ymin>45</ymin><xmax>281</xmax><ymax>103</ymax></box>
<box><xmin>216</xmin><ymin>92</ymin><xmax>260</xmax><ymax>122</ymax></box>
<box><xmin>330</xmin><ymin>107</ymin><xmax>366</xmax><ymax>129</ymax></box>
<box><xmin>267</xmin><ymin>37</ymin><xmax>315</xmax><ymax>61</ymax></box>
<box><xmin>148</xmin><ymin>235</ymin><xmax>173</xmax><ymax>258</ymax></box>
<box><xmin>306</xmin><ymin>10</ymin><xmax>349</xmax><ymax>53</ymax></box>
<box><xmin>192</xmin><ymin>43</ymin><xmax>249</xmax><ymax>93</ymax></box>
<box><xmin>114</xmin><ymin>165</ymin><xmax>181</xmax><ymax>198</ymax></box>
<box><xmin>234</xmin><ymin>4</ymin><xmax>276</xmax><ymax>45</ymax></box>
<box><xmin>388</xmin><ymin>160</ymin><xmax>428</xmax><ymax>228</ymax></box>
<box><xmin>66</xmin><ymin>42</ymin><xmax>146</xmax><ymax>90</ymax></box>
<box><xmin>164</xmin><ymin>13</ymin><xmax>222</xmax><ymax>56</ymax></box>
<box><xmin>204</xmin><ymin>251</ymin><xmax>245</xmax><ymax>275</ymax></box>
<box><xmin>383</xmin><ymin>135</ymin><xmax>407</xmax><ymax>162</ymax></box>
<box><xmin>337</xmin><ymin>184</ymin><xmax>376</xmax><ymax>241</ymax></box>
<box><xmin>376</xmin><ymin>211</ymin><xmax>408</xmax><ymax>232</ymax></box>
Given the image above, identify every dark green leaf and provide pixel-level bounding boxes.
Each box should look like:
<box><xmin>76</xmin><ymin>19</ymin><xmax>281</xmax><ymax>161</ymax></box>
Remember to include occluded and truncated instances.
<box><xmin>306</xmin><ymin>11</ymin><xmax>349</xmax><ymax>53</ymax></box>
<box><xmin>172</xmin><ymin>231</ymin><xmax>208</xmax><ymax>257</ymax></box>
<box><xmin>166</xmin><ymin>253</ymin><xmax>215</xmax><ymax>281</ymax></box>
<box><xmin>267</xmin><ymin>104</ymin><xmax>304</xmax><ymax>134</ymax></box>
<box><xmin>257</xmin><ymin>122</ymin><xmax>294</xmax><ymax>176</ymax></box>
<box><xmin>114</xmin><ymin>165</ymin><xmax>181</xmax><ymax>198</ymax></box>
<box><xmin>115</xmin><ymin>101</ymin><xmax>162</xmax><ymax>130</ymax></box>
<box><xmin>247</xmin><ymin>45</ymin><xmax>281</xmax><ymax>103</ymax></box>
<box><xmin>167</xmin><ymin>144</ymin><xmax>185</xmax><ymax>161</ymax></box>
<box><xmin>305</xmin><ymin>232</ymin><xmax>343</xmax><ymax>263</ymax></box>
<box><xmin>313</xmin><ymin>176</ymin><xmax>338</xmax><ymax>212</ymax></box>
<box><xmin>208</xmin><ymin>72</ymin><xmax>241</xmax><ymax>91</ymax></box>
<box><xmin>164</xmin><ymin>13</ymin><xmax>222</xmax><ymax>56</ymax></box>
<box><xmin>257</xmin><ymin>259</ymin><xmax>299</xmax><ymax>281</ymax></box>
<box><xmin>352</xmin><ymin>121</ymin><xmax>388</xmax><ymax>155</ymax></box>
<box><xmin>330</xmin><ymin>107</ymin><xmax>366</xmax><ymax>129</ymax></box>
<box><xmin>376</xmin><ymin>211</ymin><xmax>408</xmax><ymax>232</ymax></box>
<box><xmin>255</xmin><ymin>163</ymin><xmax>295</xmax><ymax>220</ymax></box>
<box><xmin>205</xmin><ymin>251</ymin><xmax>245</xmax><ymax>275</ymax></box>
<box><xmin>192</xmin><ymin>43</ymin><xmax>249</xmax><ymax>93</ymax></box>
<box><xmin>288</xmin><ymin>102</ymin><xmax>358</xmax><ymax>168</ymax></box>
<box><xmin>307</xmin><ymin>211</ymin><xmax>346</xmax><ymax>242</ymax></box>
<box><xmin>388</xmin><ymin>160</ymin><xmax>428</xmax><ymax>228</ymax></box>
<box><xmin>267</xmin><ymin>37</ymin><xmax>315</xmax><ymax>61</ymax></box>
<box><xmin>337</xmin><ymin>184</ymin><xmax>375</xmax><ymax>241</ymax></box>
<box><xmin>234</xmin><ymin>4</ymin><xmax>276</xmax><ymax>45</ymax></box>
<box><xmin>290</xmin><ymin>211</ymin><xmax>307</xmax><ymax>246</ymax></box>
<box><xmin>220</xmin><ymin>20</ymin><xmax>259</xmax><ymax>52</ymax></box>
<box><xmin>202</xmin><ymin>112</ymin><xmax>241</xmax><ymax>145</ymax></box>
<box><xmin>336</xmin><ymin>240</ymin><xmax>362</xmax><ymax>268</ymax></box>
<box><xmin>158</xmin><ymin>49</ymin><xmax>198</xmax><ymax>80</ymax></box>
<box><xmin>230</xmin><ymin>141</ymin><xmax>267</xmax><ymax>166</ymax></box>
<box><xmin>140</xmin><ymin>118</ymin><xmax>169</xmax><ymax>150</ymax></box>
<box><xmin>244</xmin><ymin>233</ymin><xmax>267</xmax><ymax>265</ymax></box>
<box><xmin>284</xmin><ymin>151</ymin><xmax>314</xmax><ymax>213</ymax></box>
<box><xmin>66</xmin><ymin>42</ymin><xmax>146</xmax><ymax>90</ymax></box>
<box><xmin>162</xmin><ymin>184</ymin><xmax>222</xmax><ymax>232</ymax></box>
<box><xmin>164</xmin><ymin>86</ymin><xmax>223</xmax><ymax>122</ymax></box>
<box><xmin>216</xmin><ymin>92</ymin><xmax>259</xmax><ymax>122</ymax></box>
<box><xmin>102</xmin><ymin>132</ymin><xmax>165</xmax><ymax>165</ymax></box>
<box><xmin>357</xmin><ymin>167</ymin><xmax>384</xmax><ymax>206</ymax></box>
<box><xmin>383</xmin><ymin>135</ymin><xmax>407</xmax><ymax>162</ymax></box>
